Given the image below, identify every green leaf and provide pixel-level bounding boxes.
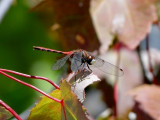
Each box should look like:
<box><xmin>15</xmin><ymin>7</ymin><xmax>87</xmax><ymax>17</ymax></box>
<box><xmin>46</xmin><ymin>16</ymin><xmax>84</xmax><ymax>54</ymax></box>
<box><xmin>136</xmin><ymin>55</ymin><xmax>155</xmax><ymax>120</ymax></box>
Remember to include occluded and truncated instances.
<box><xmin>28</xmin><ymin>89</ymin><xmax>61</xmax><ymax>120</ymax></box>
<box><xmin>28</xmin><ymin>79</ymin><xmax>88</xmax><ymax>120</ymax></box>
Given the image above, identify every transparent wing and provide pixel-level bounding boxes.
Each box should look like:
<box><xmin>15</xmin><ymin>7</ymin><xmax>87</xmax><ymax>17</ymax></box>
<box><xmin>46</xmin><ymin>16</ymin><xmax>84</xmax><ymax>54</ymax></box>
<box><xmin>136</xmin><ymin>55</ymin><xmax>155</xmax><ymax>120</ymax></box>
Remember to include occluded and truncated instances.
<box><xmin>71</xmin><ymin>52</ymin><xmax>82</xmax><ymax>72</ymax></box>
<box><xmin>90</xmin><ymin>57</ymin><xmax>124</xmax><ymax>77</ymax></box>
<box><xmin>52</xmin><ymin>54</ymin><xmax>72</xmax><ymax>70</ymax></box>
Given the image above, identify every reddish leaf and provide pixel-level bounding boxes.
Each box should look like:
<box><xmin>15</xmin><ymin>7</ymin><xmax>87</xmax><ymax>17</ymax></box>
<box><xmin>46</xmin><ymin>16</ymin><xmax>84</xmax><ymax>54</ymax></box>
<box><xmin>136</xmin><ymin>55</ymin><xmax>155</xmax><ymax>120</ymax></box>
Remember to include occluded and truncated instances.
<box><xmin>90</xmin><ymin>0</ymin><xmax>158</xmax><ymax>52</ymax></box>
<box><xmin>60</xmin><ymin>79</ymin><xmax>89</xmax><ymax>120</ymax></box>
<box><xmin>128</xmin><ymin>84</ymin><xmax>160</xmax><ymax>120</ymax></box>
<box><xmin>33</xmin><ymin>0</ymin><xmax>100</xmax><ymax>51</ymax></box>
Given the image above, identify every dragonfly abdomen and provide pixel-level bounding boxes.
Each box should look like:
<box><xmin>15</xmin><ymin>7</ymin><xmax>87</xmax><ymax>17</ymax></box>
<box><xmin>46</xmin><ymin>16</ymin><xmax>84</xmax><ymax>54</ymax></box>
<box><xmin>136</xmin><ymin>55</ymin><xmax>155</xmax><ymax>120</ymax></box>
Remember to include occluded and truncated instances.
<box><xmin>33</xmin><ymin>46</ymin><xmax>72</xmax><ymax>55</ymax></box>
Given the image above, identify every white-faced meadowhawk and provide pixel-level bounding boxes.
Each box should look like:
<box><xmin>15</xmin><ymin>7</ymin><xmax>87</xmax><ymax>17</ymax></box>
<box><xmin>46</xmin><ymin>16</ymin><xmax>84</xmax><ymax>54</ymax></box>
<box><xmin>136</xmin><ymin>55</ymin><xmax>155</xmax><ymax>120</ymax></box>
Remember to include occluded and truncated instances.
<box><xmin>33</xmin><ymin>46</ymin><xmax>124</xmax><ymax>77</ymax></box>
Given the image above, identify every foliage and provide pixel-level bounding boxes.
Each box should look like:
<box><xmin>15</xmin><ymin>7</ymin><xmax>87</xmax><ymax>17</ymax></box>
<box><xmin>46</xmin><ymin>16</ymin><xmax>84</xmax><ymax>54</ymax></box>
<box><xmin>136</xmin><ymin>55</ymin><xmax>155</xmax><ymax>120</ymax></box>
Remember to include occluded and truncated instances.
<box><xmin>28</xmin><ymin>79</ymin><xmax>88</xmax><ymax>120</ymax></box>
<box><xmin>0</xmin><ymin>0</ymin><xmax>160</xmax><ymax>120</ymax></box>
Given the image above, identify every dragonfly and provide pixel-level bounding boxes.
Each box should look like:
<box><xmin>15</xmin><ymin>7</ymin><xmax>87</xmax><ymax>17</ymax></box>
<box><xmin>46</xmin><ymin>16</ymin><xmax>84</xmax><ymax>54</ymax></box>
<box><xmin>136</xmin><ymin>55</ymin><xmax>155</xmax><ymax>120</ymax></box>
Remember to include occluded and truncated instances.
<box><xmin>33</xmin><ymin>46</ymin><xmax>124</xmax><ymax>77</ymax></box>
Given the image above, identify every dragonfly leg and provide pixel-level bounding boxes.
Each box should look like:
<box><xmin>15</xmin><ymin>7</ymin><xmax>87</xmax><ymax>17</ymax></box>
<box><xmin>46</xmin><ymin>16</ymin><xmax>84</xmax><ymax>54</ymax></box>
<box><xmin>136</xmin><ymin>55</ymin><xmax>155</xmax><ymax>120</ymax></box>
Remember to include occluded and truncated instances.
<box><xmin>87</xmin><ymin>64</ymin><xmax>92</xmax><ymax>72</ymax></box>
<box><xmin>74</xmin><ymin>62</ymin><xmax>83</xmax><ymax>81</ymax></box>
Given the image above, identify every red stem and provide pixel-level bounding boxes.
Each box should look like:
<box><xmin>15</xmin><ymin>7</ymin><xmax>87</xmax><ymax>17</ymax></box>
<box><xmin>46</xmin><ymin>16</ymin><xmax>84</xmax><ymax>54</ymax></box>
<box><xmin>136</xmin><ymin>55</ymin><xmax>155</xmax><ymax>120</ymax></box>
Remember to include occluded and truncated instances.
<box><xmin>113</xmin><ymin>49</ymin><xmax>121</xmax><ymax>117</ymax></box>
<box><xmin>0</xmin><ymin>71</ymin><xmax>61</xmax><ymax>103</ymax></box>
<box><xmin>0</xmin><ymin>69</ymin><xmax>67</xmax><ymax>119</ymax></box>
<box><xmin>0</xmin><ymin>100</ymin><xmax>22</xmax><ymax>120</ymax></box>
<box><xmin>114</xmin><ymin>48</ymin><xmax>120</xmax><ymax>118</ymax></box>
<box><xmin>0</xmin><ymin>68</ymin><xmax>60</xmax><ymax>89</ymax></box>
<box><xmin>146</xmin><ymin>35</ymin><xmax>158</xmax><ymax>84</ymax></box>
<box><xmin>113</xmin><ymin>83</ymin><xmax>117</xmax><ymax>117</ymax></box>
<box><xmin>61</xmin><ymin>100</ymin><xmax>67</xmax><ymax>120</ymax></box>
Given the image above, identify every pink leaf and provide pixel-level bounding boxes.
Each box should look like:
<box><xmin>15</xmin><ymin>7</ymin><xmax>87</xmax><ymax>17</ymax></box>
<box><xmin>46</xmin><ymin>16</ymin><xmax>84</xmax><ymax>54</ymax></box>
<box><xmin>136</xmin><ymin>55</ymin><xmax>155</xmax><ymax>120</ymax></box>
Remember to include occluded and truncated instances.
<box><xmin>95</xmin><ymin>48</ymin><xmax>143</xmax><ymax>118</ymax></box>
<box><xmin>128</xmin><ymin>84</ymin><xmax>160</xmax><ymax>120</ymax></box>
<box><xmin>90</xmin><ymin>0</ymin><xmax>158</xmax><ymax>52</ymax></box>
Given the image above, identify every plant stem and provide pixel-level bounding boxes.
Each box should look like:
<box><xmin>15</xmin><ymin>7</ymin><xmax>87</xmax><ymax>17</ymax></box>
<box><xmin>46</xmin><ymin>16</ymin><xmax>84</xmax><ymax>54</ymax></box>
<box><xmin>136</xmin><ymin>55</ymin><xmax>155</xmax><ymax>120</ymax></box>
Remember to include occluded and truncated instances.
<box><xmin>61</xmin><ymin>100</ymin><xmax>67</xmax><ymax>120</ymax></box>
<box><xmin>113</xmin><ymin>49</ymin><xmax>121</xmax><ymax>117</ymax></box>
<box><xmin>0</xmin><ymin>68</ymin><xmax>60</xmax><ymax>89</ymax></box>
<box><xmin>0</xmin><ymin>69</ymin><xmax>68</xmax><ymax>119</ymax></box>
<box><xmin>146</xmin><ymin>35</ymin><xmax>158</xmax><ymax>84</ymax></box>
<box><xmin>137</xmin><ymin>46</ymin><xmax>151</xmax><ymax>84</ymax></box>
<box><xmin>113</xmin><ymin>83</ymin><xmax>117</xmax><ymax>117</ymax></box>
<box><xmin>0</xmin><ymin>100</ymin><xmax>22</xmax><ymax>120</ymax></box>
<box><xmin>0</xmin><ymin>71</ymin><xmax>61</xmax><ymax>103</ymax></box>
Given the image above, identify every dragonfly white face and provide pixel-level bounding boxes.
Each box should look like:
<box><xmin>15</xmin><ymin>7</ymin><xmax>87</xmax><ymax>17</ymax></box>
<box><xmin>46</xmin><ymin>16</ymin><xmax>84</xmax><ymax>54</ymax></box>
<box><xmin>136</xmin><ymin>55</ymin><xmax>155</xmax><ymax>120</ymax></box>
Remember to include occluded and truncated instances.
<box><xmin>88</xmin><ymin>56</ymin><xmax>96</xmax><ymax>65</ymax></box>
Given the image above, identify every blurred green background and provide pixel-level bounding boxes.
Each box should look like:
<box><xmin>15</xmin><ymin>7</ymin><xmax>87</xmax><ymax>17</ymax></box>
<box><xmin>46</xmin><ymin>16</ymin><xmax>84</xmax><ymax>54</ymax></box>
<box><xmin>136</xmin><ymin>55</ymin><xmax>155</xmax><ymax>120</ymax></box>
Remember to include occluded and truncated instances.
<box><xmin>0</xmin><ymin>0</ymin><xmax>61</xmax><ymax>114</ymax></box>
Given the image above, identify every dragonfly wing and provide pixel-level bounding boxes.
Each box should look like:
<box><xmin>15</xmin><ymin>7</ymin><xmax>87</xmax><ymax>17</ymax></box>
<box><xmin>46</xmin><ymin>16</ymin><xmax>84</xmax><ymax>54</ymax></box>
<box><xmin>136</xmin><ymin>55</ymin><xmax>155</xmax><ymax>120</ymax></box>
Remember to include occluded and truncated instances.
<box><xmin>71</xmin><ymin>52</ymin><xmax>82</xmax><ymax>72</ymax></box>
<box><xmin>52</xmin><ymin>54</ymin><xmax>72</xmax><ymax>70</ymax></box>
<box><xmin>90</xmin><ymin>57</ymin><xmax>124</xmax><ymax>77</ymax></box>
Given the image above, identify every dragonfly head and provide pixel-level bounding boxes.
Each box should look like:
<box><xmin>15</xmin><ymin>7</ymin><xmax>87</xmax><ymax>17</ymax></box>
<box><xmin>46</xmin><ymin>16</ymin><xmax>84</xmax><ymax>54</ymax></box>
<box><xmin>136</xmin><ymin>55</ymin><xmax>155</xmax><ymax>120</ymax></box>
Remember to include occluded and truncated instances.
<box><xmin>88</xmin><ymin>56</ymin><xmax>96</xmax><ymax>65</ymax></box>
